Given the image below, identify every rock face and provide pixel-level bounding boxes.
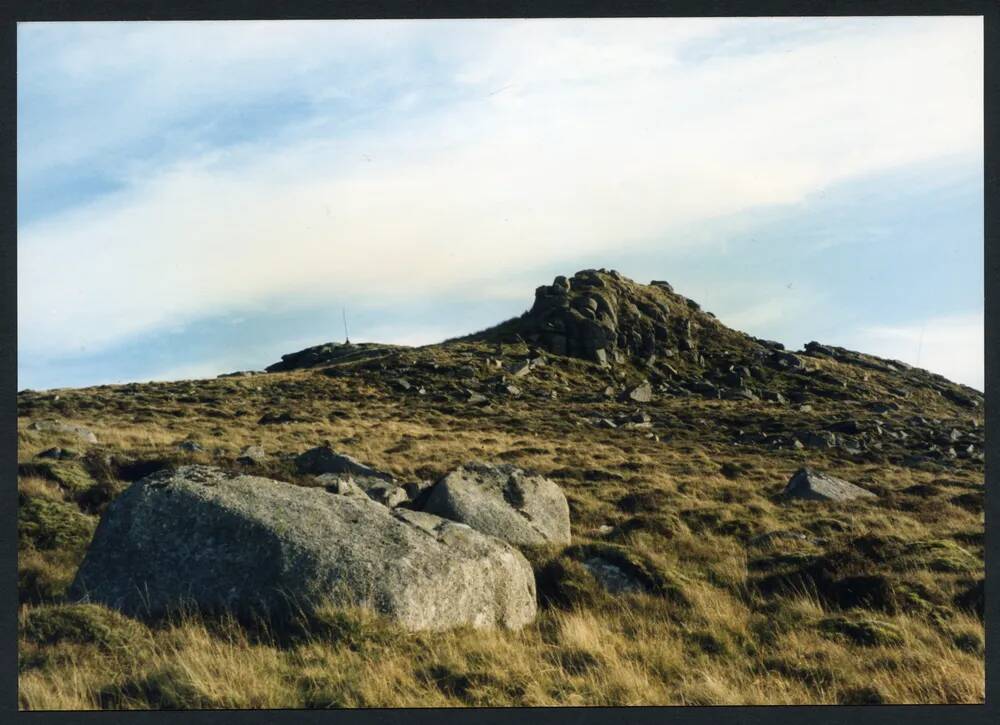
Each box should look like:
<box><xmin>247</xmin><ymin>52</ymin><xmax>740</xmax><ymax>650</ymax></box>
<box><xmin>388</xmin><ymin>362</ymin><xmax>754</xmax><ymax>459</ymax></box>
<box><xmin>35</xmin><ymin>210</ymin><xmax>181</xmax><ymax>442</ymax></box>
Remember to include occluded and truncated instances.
<box><xmin>69</xmin><ymin>466</ymin><xmax>537</xmax><ymax>630</ymax></box>
<box><xmin>783</xmin><ymin>468</ymin><xmax>877</xmax><ymax>502</ymax></box>
<box><xmin>470</xmin><ymin>268</ymin><xmax>754</xmax><ymax>367</ymax></box>
<box><xmin>422</xmin><ymin>463</ymin><xmax>571</xmax><ymax>546</ymax></box>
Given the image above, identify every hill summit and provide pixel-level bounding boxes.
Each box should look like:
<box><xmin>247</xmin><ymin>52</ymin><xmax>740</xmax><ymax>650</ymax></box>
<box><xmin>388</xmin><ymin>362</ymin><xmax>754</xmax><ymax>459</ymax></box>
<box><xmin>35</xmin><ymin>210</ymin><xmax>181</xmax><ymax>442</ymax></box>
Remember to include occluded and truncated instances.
<box><xmin>267</xmin><ymin>268</ymin><xmax>982</xmax><ymax>416</ymax></box>
<box><xmin>469</xmin><ymin>268</ymin><xmax>754</xmax><ymax>366</ymax></box>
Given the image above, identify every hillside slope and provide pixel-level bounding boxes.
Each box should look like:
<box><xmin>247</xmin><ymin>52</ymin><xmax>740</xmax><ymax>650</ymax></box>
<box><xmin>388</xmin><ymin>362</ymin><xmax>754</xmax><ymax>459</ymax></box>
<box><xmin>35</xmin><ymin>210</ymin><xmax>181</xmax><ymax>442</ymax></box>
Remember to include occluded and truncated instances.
<box><xmin>17</xmin><ymin>269</ymin><xmax>984</xmax><ymax>708</ymax></box>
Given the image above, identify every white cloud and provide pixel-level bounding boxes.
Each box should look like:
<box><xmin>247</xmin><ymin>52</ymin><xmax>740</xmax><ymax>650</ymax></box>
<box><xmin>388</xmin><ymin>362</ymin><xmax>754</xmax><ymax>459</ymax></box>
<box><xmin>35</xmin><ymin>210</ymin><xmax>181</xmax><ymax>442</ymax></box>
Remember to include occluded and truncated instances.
<box><xmin>844</xmin><ymin>311</ymin><xmax>983</xmax><ymax>390</ymax></box>
<box><xmin>18</xmin><ymin>18</ymin><xmax>983</xmax><ymax>362</ymax></box>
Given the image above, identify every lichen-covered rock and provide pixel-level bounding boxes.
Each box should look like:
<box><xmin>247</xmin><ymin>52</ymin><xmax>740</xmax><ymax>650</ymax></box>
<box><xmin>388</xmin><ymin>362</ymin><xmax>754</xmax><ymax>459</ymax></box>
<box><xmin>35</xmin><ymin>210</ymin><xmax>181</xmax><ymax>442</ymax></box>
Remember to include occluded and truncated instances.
<box><xmin>422</xmin><ymin>463</ymin><xmax>571</xmax><ymax>546</ymax></box>
<box><xmin>27</xmin><ymin>420</ymin><xmax>98</xmax><ymax>444</ymax></box>
<box><xmin>783</xmin><ymin>468</ymin><xmax>876</xmax><ymax>502</ymax></box>
<box><xmin>69</xmin><ymin>466</ymin><xmax>536</xmax><ymax>630</ymax></box>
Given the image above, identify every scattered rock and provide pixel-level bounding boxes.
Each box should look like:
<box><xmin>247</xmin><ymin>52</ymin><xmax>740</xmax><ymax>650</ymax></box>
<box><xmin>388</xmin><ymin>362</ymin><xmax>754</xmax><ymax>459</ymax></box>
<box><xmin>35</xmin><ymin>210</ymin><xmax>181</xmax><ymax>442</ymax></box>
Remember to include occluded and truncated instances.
<box><xmin>865</xmin><ymin>401</ymin><xmax>899</xmax><ymax>414</ymax></box>
<box><xmin>265</xmin><ymin>341</ymin><xmax>397</xmax><ymax>373</ymax></box>
<box><xmin>724</xmin><ymin>387</ymin><xmax>758</xmax><ymax>401</ymax></box>
<box><xmin>506</xmin><ymin>361</ymin><xmax>533</xmax><ymax>378</ymax></box>
<box><xmin>70</xmin><ymin>466</ymin><xmax>537</xmax><ymax>630</ymax></box>
<box><xmin>177</xmin><ymin>441</ymin><xmax>203</xmax><ymax>453</ymax></box>
<box><xmin>36</xmin><ymin>447</ymin><xmax>78</xmax><ymax>460</ymax></box>
<box><xmin>27</xmin><ymin>421</ymin><xmax>98</xmax><ymax>444</ymax></box>
<box><xmin>315</xmin><ymin>474</ymin><xmax>366</xmax><ymax>497</ymax></box>
<box><xmin>798</xmin><ymin>431</ymin><xmax>837</xmax><ymax>449</ymax></box>
<box><xmin>782</xmin><ymin>468</ymin><xmax>877</xmax><ymax>502</ymax></box>
<box><xmin>582</xmin><ymin>556</ymin><xmax>645</xmax><ymax>594</ymax></box>
<box><xmin>236</xmin><ymin>446</ymin><xmax>267</xmax><ymax>465</ymax></box>
<box><xmin>624</xmin><ymin>382</ymin><xmax>653</xmax><ymax>403</ymax></box>
<box><xmin>422</xmin><ymin>463</ymin><xmax>571</xmax><ymax>546</ymax></box>
<box><xmin>295</xmin><ymin>446</ymin><xmax>393</xmax><ymax>482</ymax></box>
<box><xmin>768</xmin><ymin>351</ymin><xmax>804</xmax><ymax>370</ymax></box>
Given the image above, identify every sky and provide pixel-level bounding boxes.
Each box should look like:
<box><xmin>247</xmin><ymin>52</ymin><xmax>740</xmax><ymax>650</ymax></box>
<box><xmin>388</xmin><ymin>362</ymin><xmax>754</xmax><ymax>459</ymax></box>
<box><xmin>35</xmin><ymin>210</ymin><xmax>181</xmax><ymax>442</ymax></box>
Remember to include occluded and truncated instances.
<box><xmin>17</xmin><ymin>18</ymin><xmax>984</xmax><ymax>391</ymax></box>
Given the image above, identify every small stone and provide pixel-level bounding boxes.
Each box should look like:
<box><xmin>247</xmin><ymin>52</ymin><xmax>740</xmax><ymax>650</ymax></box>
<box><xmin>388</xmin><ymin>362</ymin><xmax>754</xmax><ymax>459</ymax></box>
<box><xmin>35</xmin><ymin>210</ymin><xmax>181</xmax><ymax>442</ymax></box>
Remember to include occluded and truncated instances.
<box><xmin>236</xmin><ymin>445</ymin><xmax>268</xmax><ymax>465</ymax></box>
<box><xmin>626</xmin><ymin>382</ymin><xmax>653</xmax><ymax>403</ymax></box>
<box><xmin>782</xmin><ymin>468</ymin><xmax>877</xmax><ymax>502</ymax></box>
<box><xmin>295</xmin><ymin>446</ymin><xmax>393</xmax><ymax>481</ymax></box>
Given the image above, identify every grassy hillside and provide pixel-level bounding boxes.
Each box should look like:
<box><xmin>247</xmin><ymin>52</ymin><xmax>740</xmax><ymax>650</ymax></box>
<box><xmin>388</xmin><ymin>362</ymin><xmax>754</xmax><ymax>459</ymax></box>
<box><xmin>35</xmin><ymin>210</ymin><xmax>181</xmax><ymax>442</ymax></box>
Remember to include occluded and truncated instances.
<box><xmin>17</xmin><ymin>273</ymin><xmax>984</xmax><ymax>708</ymax></box>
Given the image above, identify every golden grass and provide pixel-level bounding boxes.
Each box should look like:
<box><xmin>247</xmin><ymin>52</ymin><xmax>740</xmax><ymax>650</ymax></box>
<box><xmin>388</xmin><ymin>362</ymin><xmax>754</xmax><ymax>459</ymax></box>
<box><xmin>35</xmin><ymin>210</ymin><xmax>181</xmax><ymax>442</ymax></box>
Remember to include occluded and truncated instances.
<box><xmin>16</xmin><ymin>346</ymin><xmax>985</xmax><ymax>709</ymax></box>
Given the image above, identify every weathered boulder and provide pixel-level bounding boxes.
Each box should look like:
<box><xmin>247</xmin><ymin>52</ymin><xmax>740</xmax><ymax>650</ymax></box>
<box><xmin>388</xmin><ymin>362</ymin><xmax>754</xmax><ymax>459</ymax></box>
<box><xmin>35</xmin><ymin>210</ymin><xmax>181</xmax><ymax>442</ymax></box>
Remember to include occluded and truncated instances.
<box><xmin>782</xmin><ymin>468</ymin><xmax>877</xmax><ymax>502</ymax></box>
<box><xmin>69</xmin><ymin>466</ymin><xmax>536</xmax><ymax>630</ymax></box>
<box><xmin>422</xmin><ymin>463</ymin><xmax>571</xmax><ymax>546</ymax></box>
<box><xmin>315</xmin><ymin>473</ymin><xmax>366</xmax><ymax>497</ymax></box>
<box><xmin>27</xmin><ymin>420</ymin><xmax>98</xmax><ymax>444</ymax></box>
<box><xmin>236</xmin><ymin>445</ymin><xmax>267</xmax><ymax>465</ymax></box>
<box><xmin>318</xmin><ymin>472</ymin><xmax>409</xmax><ymax>508</ymax></box>
<box><xmin>295</xmin><ymin>446</ymin><xmax>393</xmax><ymax>481</ymax></box>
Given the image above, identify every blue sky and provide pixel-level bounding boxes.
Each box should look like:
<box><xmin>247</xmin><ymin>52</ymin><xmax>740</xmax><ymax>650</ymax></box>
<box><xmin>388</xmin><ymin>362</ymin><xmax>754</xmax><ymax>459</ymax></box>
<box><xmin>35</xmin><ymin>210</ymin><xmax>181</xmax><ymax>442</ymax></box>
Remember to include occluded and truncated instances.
<box><xmin>18</xmin><ymin>18</ymin><xmax>984</xmax><ymax>390</ymax></box>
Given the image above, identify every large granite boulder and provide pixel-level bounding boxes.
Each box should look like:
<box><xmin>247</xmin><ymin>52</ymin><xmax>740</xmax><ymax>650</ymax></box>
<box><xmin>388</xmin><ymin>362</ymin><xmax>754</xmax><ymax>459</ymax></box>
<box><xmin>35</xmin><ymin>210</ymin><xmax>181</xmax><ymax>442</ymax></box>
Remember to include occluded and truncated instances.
<box><xmin>422</xmin><ymin>463</ymin><xmax>571</xmax><ymax>546</ymax></box>
<box><xmin>782</xmin><ymin>468</ymin><xmax>877</xmax><ymax>502</ymax></box>
<box><xmin>69</xmin><ymin>466</ymin><xmax>536</xmax><ymax>630</ymax></box>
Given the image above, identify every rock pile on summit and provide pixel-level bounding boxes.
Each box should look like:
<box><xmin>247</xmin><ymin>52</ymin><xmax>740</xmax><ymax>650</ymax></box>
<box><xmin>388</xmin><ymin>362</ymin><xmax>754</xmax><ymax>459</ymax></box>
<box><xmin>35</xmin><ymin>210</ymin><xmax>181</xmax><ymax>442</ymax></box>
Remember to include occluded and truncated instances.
<box><xmin>482</xmin><ymin>268</ymin><xmax>753</xmax><ymax>367</ymax></box>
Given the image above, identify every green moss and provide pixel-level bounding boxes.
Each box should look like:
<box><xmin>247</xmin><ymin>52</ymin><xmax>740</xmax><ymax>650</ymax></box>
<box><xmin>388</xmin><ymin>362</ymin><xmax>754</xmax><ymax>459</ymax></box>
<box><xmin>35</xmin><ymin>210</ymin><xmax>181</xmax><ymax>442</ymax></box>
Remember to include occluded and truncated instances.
<box><xmin>21</xmin><ymin>604</ymin><xmax>147</xmax><ymax>651</ymax></box>
<box><xmin>20</xmin><ymin>460</ymin><xmax>95</xmax><ymax>495</ymax></box>
<box><xmin>818</xmin><ymin>616</ymin><xmax>904</xmax><ymax>647</ymax></box>
<box><xmin>18</xmin><ymin>496</ymin><xmax>95</xmax><ymax>552</ymax></box>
